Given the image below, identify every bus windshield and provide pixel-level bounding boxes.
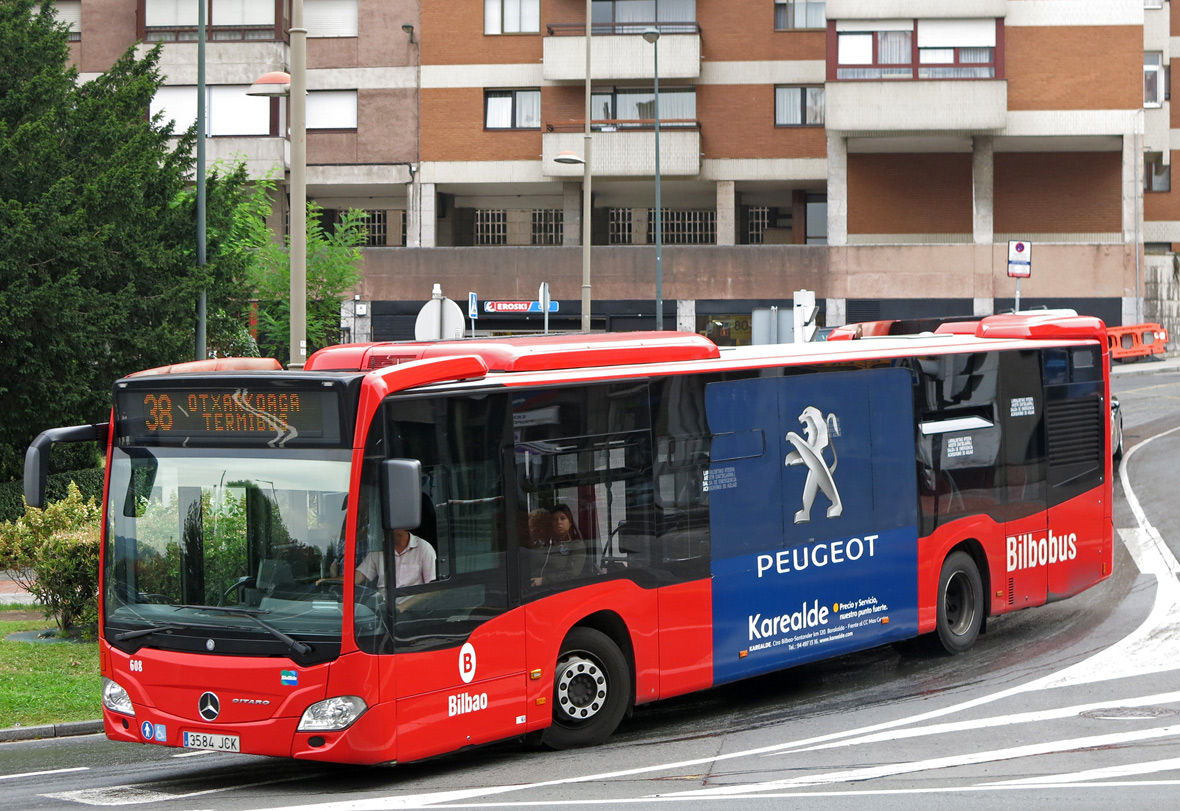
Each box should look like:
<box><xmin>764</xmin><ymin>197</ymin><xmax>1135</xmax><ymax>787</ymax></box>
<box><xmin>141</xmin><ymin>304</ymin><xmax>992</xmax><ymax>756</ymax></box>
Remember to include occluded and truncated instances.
<box><xmin>104</xmin><ymin>447</ymin><xmax>353</xmax><ymax>653</ymax></box>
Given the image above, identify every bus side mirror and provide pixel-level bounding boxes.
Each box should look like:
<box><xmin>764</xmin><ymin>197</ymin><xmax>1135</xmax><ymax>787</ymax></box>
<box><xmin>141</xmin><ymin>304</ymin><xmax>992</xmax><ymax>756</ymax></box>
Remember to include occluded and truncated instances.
<box><xmin>380</xmin><ymin>458</ymin><xmax>422</xmax><ymax>531</ymax></box>
<box><xmin>24</xmin><ymin>423</ymin><xmax>109</xmax><ymax>509</ymax></box>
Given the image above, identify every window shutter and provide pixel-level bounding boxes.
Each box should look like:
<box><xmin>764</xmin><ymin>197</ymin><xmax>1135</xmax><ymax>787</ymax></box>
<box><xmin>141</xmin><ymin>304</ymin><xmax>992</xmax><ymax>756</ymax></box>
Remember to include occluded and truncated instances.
<box><xmin>307</xmin><ymin>90</ymin><xmax>358</xmax><ymax>129</ymax></box>
<box><xmin>54</xmin><ymin>1</ymin><xmax>81</xmax><ymax>32</ymax></box>
<box><xmin>305</xmin><ymin>0</ymin><xmax>359</xmax><ymax>37</ymax></box>
<box><xmin>917</xmin><ymin>19</ymin><xmax>996</xmax><ymax>49</ymax></box>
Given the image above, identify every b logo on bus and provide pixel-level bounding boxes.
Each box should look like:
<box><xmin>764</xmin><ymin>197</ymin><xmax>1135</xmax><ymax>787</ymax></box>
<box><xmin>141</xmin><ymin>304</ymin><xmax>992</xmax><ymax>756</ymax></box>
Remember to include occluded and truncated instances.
<box><xmin>459</xmin><ymin>642</ymin><xmax>477</xmax><ymax>684</ymax></box>
<box><xmin>785</xmin><ymin>406</ymin><xmax>843</xmax><ymax>524</ymax></box>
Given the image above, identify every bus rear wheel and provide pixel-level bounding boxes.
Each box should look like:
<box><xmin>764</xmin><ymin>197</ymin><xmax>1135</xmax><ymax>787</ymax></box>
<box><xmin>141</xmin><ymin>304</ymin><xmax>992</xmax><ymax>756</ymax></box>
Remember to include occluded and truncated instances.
<box><xmin>936</xmin><ymin>551</ymin><xmax>984</xmax><ymax>654</ymax></box>
<box><xmin>542</xmin><ymin>627</ymin><xmax>630</xmax><ymax>750</ymax></box>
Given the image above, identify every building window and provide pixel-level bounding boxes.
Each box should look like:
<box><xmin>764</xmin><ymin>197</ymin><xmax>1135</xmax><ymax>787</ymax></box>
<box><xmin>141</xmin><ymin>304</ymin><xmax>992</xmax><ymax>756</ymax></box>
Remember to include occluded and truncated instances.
<box><xmin>475</xmin><ymin>210</ymin><xmax>508</xmax><ymax>245</ymax></box>
<box><xmin>747</xmin><ymin>206</ymin><xmax>770</xmax><ymax>244</ymax></box>
<box><xmin>1146</xmin><ymin>157</ymin><xmax>1171</xmax><ymax>192</ymax></box>
<box><xmin>806</xmin><ymin>193</ymin><xmax>827</xmax><ymax>245</ymax></box>
<box><xmin>485</xmin><ymin>89</ymin><xmax>541</xmax><ymax>129</ymax></box>
<box><xmin>837</xmin><ymin>19</ymin><xmax>997</xmax><ymax>80</ymax></box>
<box><xmin>592</xmin><ymin>87</ymin><xmax>696</xmax><ymax>128</ymax></box>
<box><xmin>485</xmin><ymin>0</ymin><xmax>540</xmax><ymax>35</ymax></box>
<box><xmin>307</xmin><ymin>90</ymin><xmax>358</xmax><ymax>130</ymax></box>
<box><xmin>144</xmin><ymin>0</ymin><xmax>276</xmax><ymax>42</ymax></box>
<box><xmin>1146</xmin><ymin>53</ymin><xmax>1165</xmax><ymax>107</ymax></box>
<box><xmin>150</xmin><ymin>86</ymin><xmax>272</xmax><ymax>136</ymax></box>
<box><xmin>609</xmin><ymin>208</ymin><xmax>633</xmax><ymax>244</ymax></box>
<box><xmin>532</xmin><ymin>210</ymin><xmax>563</xmax><ymax>246</ymax></box>
<box><xmin>360</xmin><ymin>210</ymin><xmax>387</xmax><ymax>247</ymax></box>
<box><xmin>54</xmin><ymin>1</ymin><xmax>81</xmax><ymax>41</ymax></box>
<box><xmin>592</xmin><ymin>0</ymin><xmax>698</xmax><ymax>35</ymax></box>
<box><xmin>775</xmin><ymin>86</ymin><xmax>824</xmax><ymax>125</ymax></box>
<box><xmin>305</xmin><ymin>0</ymin><xmax>359</xmax><ymax>38</ymax></box>
<box><xmin>774</xmin><ymin>0</ymin><xmax>824</xmax><ymax>31</ymax></box>
<box><xmin>648</xmin><ymin>209</ymin><xmax>715</xmax><ymax>245</ymax></box>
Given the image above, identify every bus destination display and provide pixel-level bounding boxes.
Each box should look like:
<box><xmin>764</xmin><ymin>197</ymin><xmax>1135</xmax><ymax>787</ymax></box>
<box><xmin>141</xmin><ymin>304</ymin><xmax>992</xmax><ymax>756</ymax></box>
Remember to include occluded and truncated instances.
<box><xmin>117</xmin><ymin>386</ymin><xmax>342</xmax><ymax>447</ymax></box>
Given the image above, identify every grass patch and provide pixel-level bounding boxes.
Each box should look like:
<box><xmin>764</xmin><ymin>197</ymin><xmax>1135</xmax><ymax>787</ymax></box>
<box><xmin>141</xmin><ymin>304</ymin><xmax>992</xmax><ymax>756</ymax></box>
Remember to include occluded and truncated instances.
<box><xmin>0</xmin><ymin>603</ymin><xmax>100</xmax><ymax>728</ymax></box>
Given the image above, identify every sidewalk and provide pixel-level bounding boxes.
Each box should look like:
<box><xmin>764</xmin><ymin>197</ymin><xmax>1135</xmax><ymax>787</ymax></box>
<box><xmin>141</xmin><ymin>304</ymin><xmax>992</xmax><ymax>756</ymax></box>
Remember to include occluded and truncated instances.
<box><xmin>0</xmin><ymin>572</ymin><xmax>35</xmax><ymax>606</ymax></box>
<box><xmin>1111</xmin><ymin>354</ymin><xmax>1180</xmax><ymax>377</ymax></box>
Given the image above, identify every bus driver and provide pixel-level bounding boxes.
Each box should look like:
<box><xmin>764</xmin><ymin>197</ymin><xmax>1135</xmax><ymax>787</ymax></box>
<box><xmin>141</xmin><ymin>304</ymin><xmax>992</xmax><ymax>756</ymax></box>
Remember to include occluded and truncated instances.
<box><xmin>356</xmin><ymin>529</ymin><xmax>437</xmax><ymax>589</ymax></box>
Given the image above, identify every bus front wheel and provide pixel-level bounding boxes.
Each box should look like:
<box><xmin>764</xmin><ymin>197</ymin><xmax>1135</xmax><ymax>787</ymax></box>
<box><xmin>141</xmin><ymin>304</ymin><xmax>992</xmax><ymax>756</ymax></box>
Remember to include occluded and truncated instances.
<box><xmin>542</xmin><ymin>627</ymin><xmax>630</xmax><ymax>750</ymax></box>
<box><xmin>936</xmin><ymin>551</ymin><xmax>984</xmax><ymax>654</ymax></box>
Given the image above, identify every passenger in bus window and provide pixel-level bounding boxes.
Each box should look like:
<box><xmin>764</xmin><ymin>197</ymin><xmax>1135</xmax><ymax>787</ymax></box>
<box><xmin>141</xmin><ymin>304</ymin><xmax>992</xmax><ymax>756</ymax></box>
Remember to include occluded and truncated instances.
<box><xmin>356</xmin><ymin>529</ymin><xmax>437</xmax><ymax>589</ymax></box>
<box><xmin>526</xmin><ymin>505</ymin><xmax>590</xmax><ymax>586</ymax></box>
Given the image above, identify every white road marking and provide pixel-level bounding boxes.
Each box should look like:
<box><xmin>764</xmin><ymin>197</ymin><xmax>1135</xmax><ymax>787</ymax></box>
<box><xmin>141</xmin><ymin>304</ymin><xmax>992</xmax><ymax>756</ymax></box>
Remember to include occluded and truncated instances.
<box><xmin>989</xmin><ymin>756</ymin><xmax>1180</xmax><ymax>786</ymax></box>
<box><xmin>42</xmin><ymin>777</ymin><xmax>305</xmax><ymax>806</ymax></box>
<box><xmin>764</xmin><ymin>689</ymin><xmax>1180</xmax><ymax>755</ymax></box>
<box><xmin>0</xmin><ymin>767</ymin><xmax>89</xmax><ymax>781</ymax></box>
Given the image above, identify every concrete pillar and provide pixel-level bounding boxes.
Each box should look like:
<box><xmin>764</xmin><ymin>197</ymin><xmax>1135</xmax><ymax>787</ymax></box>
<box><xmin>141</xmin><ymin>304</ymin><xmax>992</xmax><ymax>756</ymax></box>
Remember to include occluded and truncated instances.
<box><xmin>408</xmin><ymin>181</ymin><xmax>436</xmax><ymax>248</ymax></box>
<box><xmin>826</xmin><ymin>298</ymin><xmax>846</xmax><ymax>327</ymax></box>
<box><xmin>506</xmin><ymin>210</ymin><xmax>531</xmax><ymax>246</ymax></box>
<box><xmin>716</xmin><ymin>180</ymin><xmax>736</xmax><ymax>246</ymax></box>
<box><xmin>563</xmin><ymin>182</ymin><xmax>582</xmax><ymax>247</ymax></box>
<box><xmin>826</xmin><ymin>135</ymin><xmax>848</xmax><ymax>246</ymax></box>
<box><xmin>972</xmin><ymin>136</ymin><xmax>994</xmax><ymax>244</ymax></box>
<box><xmin>677</xmin><ymin>299</ymin><xmax>696</xmax><ymax>333</ymax></box>
<box><xmin>340</xmin><ymin>298</ymin><xmax>372</xmax><ymax>343</ymax></box>
<box><xmin>632</xmin><ymin>207</ymin><xmax>649</xmax><ymax>245</ymax></box>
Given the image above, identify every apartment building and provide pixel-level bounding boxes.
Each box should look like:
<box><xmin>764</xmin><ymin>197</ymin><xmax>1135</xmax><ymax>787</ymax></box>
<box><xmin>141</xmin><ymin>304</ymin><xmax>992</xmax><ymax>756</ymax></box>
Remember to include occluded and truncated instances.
<box><xmin>57</xmin><ymin>0</ymin><xmax>1178</xmax><ymax>342</ymax></box>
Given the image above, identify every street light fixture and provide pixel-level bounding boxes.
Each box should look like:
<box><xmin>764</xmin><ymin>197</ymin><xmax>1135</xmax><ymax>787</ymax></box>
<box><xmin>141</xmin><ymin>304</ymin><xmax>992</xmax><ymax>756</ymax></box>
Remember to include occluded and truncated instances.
<box><xmin>248</xmin><ymin>0</ymin><xmax>307</xmax><ymax>369</ymax></box>
<box><xmin>642</xmin><ymin>26</ymin><xmax>662</xmax><ymax>330</ymax></box>
<box><xmin>554</xmin><ymin>146</ymin><xmax>592</xmax><ymax>332</ymax></box>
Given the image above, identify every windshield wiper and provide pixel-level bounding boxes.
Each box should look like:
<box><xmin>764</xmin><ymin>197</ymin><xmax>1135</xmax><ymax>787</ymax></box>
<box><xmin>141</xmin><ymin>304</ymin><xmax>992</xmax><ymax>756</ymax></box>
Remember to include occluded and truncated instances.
<box><xmin>174</xmin><ymin>604</ymin><xmax>312</xmax><ymax>656</ymax></box>
<box><xmin>112</xmin><ymin>622</ymin><xmax>193</xmax><ymax>642</ymax></box>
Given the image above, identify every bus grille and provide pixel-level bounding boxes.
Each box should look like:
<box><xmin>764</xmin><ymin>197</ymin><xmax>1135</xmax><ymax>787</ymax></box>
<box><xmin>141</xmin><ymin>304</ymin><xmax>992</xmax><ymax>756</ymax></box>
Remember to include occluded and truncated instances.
<box><xmin>1045</xmin><ymin>397</ymin><xmax>1102</xmax><ymax>468</ymax></box>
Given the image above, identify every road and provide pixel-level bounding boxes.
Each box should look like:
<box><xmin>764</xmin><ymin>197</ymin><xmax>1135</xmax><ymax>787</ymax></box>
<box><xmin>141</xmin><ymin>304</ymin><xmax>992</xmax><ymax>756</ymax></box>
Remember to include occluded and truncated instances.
<box><xmin>3</xmin><ymin>369</ymin><xmax>1180</xmax><ymax>810</ymax></box>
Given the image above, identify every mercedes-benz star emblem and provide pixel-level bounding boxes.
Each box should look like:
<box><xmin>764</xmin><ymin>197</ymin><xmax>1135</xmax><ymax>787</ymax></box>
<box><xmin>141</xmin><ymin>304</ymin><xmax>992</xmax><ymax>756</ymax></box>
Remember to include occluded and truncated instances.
<box><xmin>198</xmin><ymin>692</ymin><xmax>220</xmax><ymax>721</ymax></box>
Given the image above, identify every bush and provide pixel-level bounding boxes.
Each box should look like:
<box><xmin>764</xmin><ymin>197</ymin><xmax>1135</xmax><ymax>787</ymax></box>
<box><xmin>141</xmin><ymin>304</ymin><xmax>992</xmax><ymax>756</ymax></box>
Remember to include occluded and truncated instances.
<box><xmin>0</xmin><ymin>468</ymin><xmax>105</xmax><ymax>523</ymax></box>
<box><xmin>0</xmin><ymin>482</ymin><xmax>101</xmax><ymax>631</ymax></box>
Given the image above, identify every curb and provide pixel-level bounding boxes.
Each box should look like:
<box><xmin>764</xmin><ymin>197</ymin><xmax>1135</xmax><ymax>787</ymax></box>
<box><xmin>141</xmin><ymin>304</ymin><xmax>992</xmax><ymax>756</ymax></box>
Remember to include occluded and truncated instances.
<box><xmin>1111</xmin><ymin>357</ymin><xmax>1180</xmax><ymax>377</ymax></box>
<box><xmin>0</xmin><ymin>719</ymin><xmax>103</xmax><ymax>744</ymax></box>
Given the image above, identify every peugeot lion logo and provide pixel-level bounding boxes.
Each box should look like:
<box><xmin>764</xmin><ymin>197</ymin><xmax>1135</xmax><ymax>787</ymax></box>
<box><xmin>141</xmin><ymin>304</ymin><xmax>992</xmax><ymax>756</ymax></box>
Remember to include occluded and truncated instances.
<box><xmin>198</xmin><ymin>692</ymin><xmax>221</xmax><ymax>721</ymax></box>
<box><xmin>784</xmin><ymin>406</ymin><xmax>843</xmax><ymax>524</ymax></box>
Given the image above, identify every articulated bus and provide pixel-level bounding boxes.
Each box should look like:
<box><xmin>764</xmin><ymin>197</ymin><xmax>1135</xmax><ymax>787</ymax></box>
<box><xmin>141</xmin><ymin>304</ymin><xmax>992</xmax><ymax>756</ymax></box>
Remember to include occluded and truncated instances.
<box><xmin>25</xmin><ymin>311</ymin><xmax>1113</xmax><ymax>765</ymax></box>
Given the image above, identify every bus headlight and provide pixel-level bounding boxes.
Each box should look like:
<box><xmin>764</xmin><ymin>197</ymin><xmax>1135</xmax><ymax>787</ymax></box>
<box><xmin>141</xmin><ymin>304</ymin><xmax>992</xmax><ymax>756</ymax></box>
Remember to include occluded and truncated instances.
<box><xmin>298</xmin><ymin>696</ymin><xmax>367</xmax><ymax>731</ymax></box>
<box><xmin>102</xmin><ymin>677</ymin><xmax>135</xmax><ymax>716</ymax></box>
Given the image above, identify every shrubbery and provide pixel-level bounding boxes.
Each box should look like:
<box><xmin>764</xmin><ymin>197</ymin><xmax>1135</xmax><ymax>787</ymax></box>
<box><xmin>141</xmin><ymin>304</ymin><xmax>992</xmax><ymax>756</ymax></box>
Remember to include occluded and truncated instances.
<box><xmin>0</xmin><ymin>482</ymin><xmax>101</xmax><ymax>631</ymax></box>
<box><xmin>0</xmin><ymin>468</ymin><xmax>105</xmax><ymax>523</ymax></box>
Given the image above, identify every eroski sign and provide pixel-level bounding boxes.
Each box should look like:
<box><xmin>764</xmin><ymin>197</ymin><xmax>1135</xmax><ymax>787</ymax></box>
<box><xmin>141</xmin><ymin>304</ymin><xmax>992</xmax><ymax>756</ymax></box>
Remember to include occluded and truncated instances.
<box><xmin>705</xmin><ymin>368</ymin><xmax>920</xmax><ymax>682</ymax></box>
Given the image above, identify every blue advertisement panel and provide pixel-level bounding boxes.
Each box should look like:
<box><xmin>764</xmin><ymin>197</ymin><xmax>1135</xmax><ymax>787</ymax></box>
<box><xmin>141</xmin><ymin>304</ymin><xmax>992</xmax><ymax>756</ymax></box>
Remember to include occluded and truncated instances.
<box><xmin>706</xmin><ymin>367</ymin><xmax>920</xmax><ymax>683</ymax></box>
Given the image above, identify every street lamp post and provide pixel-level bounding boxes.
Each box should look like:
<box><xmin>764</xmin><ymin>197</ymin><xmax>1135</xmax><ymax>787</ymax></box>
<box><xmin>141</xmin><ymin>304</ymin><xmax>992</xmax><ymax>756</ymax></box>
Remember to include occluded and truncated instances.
<box><xmin>248</xmin><ymin>0</ymin><xmax>307</xmax><ymax>370</ymax></box>
<box><xmin>643</xmin><ymin>27</ymin><xmax>662</xmax><ymax>330</ymax></box>
<box><xmin>554</xmin><ymin>1</ymin><xmax>594</xmax><ymax>333</ymax></box>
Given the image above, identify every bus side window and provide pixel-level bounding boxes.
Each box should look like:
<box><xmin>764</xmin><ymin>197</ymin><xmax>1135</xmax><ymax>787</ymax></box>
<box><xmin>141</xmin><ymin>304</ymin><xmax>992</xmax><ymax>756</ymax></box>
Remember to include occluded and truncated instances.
<box><xmin>513</xmin><ymin>382</ymin><xmax>656</xmax><ymax>595</ymax></box>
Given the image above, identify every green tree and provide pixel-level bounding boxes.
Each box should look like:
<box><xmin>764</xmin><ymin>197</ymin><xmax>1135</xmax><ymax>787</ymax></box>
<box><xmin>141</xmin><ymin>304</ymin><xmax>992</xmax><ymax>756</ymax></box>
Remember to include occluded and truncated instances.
<box><xmin>0</xmin><ymin>1</ymin><xmax>253</xmax><ymax>484</ymax></box>
<box><xmin>235</xmin><ymin>176</ymin><xmax>366</xmax><ymax>364</ymax></box>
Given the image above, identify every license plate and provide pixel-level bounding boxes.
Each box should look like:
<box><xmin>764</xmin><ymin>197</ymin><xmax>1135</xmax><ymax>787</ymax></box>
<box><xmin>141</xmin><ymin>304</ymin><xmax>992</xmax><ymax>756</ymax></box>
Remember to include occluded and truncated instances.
<box><xmin>182</xmin><ymin>731</ymin><xmax>240</xmax><ymax>752</ymax></box>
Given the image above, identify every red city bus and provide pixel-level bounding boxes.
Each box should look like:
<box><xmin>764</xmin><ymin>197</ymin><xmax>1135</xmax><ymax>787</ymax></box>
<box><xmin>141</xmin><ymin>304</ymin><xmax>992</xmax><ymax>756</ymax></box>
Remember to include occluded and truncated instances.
<box><xmin>24</xmin><ymin>311</ymin><xmax>1113</xmax><ymax>765</ymax></box>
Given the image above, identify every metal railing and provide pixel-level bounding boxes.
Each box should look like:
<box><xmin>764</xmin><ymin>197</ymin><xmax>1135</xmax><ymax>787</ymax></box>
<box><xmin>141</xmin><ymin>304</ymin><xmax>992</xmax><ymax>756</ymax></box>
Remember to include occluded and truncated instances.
<box><xmin>546</xmin><ymin>21</ymin><xmax>701</xmax><ymax>36</ymax></box>
<box><xmin>547</xmin><ymin>119</ymin><xmax>700</xmax><ymax>132</ymax></box>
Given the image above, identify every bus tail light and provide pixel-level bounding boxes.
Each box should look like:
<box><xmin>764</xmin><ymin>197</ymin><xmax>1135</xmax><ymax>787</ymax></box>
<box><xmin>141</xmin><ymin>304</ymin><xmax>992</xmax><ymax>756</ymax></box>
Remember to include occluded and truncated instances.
<box><xmin>102</xmin><ymin>677</ymin><xmax>135</xmax><ymax>716</ymax></box>
<box><xmin>298</xmin><ymin>696</ymin><xmax>367</xmax><ymax>731</ymax></box>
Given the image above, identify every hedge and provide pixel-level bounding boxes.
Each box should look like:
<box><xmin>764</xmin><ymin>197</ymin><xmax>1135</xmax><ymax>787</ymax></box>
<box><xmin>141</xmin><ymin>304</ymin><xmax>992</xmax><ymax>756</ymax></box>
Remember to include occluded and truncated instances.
<box><xmin>0</xmin><ymin>468</ymin><xmax>105</xmax><ymax>523</ymax></box>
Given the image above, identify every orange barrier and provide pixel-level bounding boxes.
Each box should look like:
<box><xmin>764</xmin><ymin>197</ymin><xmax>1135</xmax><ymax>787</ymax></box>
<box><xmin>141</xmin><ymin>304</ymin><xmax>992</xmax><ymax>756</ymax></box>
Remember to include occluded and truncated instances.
<box><xmin>1108</xmin><ymin>323</ymin><xmax>1169</xmax><ymax>361</ymax></box>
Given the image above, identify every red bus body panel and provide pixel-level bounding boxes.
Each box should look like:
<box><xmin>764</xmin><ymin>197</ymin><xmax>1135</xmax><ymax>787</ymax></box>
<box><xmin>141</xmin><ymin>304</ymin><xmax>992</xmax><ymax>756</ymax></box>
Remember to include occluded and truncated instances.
<box><xmin>97</xmin><ymin>315</ymin><xmax>1114</xmax><ymax>765</ymax></box>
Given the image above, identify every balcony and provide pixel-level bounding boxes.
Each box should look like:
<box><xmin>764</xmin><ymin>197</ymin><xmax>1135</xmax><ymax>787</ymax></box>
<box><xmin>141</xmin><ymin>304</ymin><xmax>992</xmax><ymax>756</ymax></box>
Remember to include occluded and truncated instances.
<box><xmin>825</xmin><ymin>80</ymin><xmax>1006</xmax><ymax>133</ymax></box>
<box><xmin>543</xmin><ymin>23</ymin><xmax>701</xmax><ymax>82</ymax></box>
<box><xmin>826</xmin><ymin>0</ymin><xmax>1007</xmax><ymax>19</ymax></box>
<box><xmin>145</xmin><ymin>40</ymin><xmax>287</xmax><ymax>85</ymax></box>
<box><xmin>543</xmin><ymin>124</ymin><xmax>701</xmax><ymax>177</ymax></box>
